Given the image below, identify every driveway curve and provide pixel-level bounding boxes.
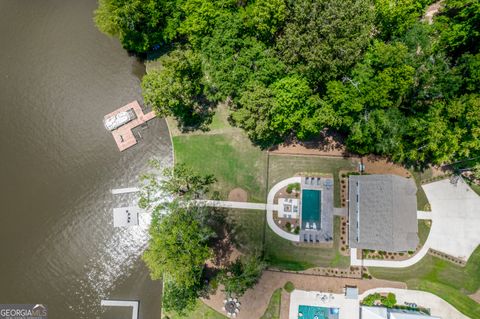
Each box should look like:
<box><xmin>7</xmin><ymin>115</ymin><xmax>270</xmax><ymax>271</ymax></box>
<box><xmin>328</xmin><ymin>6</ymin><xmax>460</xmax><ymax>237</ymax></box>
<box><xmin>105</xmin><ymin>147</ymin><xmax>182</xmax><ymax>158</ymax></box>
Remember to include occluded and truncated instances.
<box><xmin>266</xmin><ymin>177</ymin><xmax>301</xmax><ymax>242</ymax></box>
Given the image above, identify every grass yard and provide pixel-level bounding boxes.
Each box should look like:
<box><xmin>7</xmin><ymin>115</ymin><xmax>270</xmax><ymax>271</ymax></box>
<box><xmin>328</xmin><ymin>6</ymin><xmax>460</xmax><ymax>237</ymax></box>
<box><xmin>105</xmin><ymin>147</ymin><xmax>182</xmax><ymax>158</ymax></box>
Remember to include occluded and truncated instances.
<box><xmin>268</xmin><ymin>154</ymin><xmax>357</xmax><ymax>207</ymax></box>
<box><xmin>264</xmin><ymin>216</ymin><xmax>350</xmax><ymax>270</ymax></box>
<box><xmin>226</xmin><ymin>209</ymin><xmax>265</xmax><ymax>255</ymax></box>
<box><xmin>173</xmin><ymin>132</ymin><xmax>267</xmax><ymax>202</ymax></box>
<box><xmin>260</xmin><ymin>288</ymin><xmax>282</xmax><ymax>319</ymax></box>
<box><xmin>163</xmin><ymin>300</ymin><xmax>227</xmax><ymax>319</ymax></box>
<box><xmin>418</xmin><ymin>220</ymin><xmax>431</xmax><ymax>246</ymax></box>
<box><xmin>369</xmin><ymin>246</ymin><xmax>480</xmax><ymax>319</ymax></box>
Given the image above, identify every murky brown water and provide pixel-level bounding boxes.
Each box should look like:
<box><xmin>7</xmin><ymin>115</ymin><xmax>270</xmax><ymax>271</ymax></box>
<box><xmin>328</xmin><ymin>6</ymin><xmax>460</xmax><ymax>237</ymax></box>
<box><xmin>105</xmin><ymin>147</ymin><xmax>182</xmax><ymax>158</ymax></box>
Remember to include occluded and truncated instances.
<box><xmin>0</xmin><ymin>1</ymin><xmax>171</xmax><ymax>318</ymax></box>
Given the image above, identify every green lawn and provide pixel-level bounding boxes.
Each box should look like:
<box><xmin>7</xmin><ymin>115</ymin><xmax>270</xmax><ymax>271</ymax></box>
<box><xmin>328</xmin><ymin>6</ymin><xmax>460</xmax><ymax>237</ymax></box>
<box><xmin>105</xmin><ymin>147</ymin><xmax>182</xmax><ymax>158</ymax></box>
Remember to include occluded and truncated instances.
<box><xmin>268</xmin><ymin>154</ymin><xmax>357</xmax><ymax>207</ymax></box>
<box><xmin>173</xmin><ymin>132</ymin><xmax>267</xmax><ymax>202</ymax></box>
<box><xmin>265</xmin><ymin>216</ymin><xmax>350</xmax><ymax>270</ymax></box>
<box><xmin>418</xmin><ymin>220</ymin><xmax>431</xmax><ymax>246</ymax></box>
<box><xmin>408</xmin><ymin>170</ymin><xmax>431</xmax><ymax>211</ymax></box>
<box><xmin>369</xmin><ymin>246</ymin><xmax>480</xmax><ymax>319</ymax></box>
<box><xmin>226</xmin><ymin>209</ymin><xmax>265</xmax><ymax>255</ymax></box>
<box><xmin>260</xmin><ymin>288</ymin><xmax>282</xmax><ymax>319</ymax></box>
<box><xmin>163</xmin><ymin>301</ymin><xmax>227</xmax><ymax>319</ymax></box>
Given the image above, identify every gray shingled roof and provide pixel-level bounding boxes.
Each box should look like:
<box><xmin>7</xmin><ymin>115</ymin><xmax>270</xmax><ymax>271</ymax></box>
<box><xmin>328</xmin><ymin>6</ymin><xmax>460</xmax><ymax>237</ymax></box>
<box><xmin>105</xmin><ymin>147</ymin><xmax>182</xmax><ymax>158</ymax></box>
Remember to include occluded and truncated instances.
<box><xmin>348</xmin><ymin>174</ymin><xmax>419</xmax><ymax>252</ymax></box>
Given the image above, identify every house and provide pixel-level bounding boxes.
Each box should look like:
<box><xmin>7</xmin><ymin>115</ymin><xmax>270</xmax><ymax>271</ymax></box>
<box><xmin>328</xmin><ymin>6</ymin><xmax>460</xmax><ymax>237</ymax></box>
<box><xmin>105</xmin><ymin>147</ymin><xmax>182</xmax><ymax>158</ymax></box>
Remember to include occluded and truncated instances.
<box><xmin>348</xmin><ymin>175</ymin><xmax>419</xmax><ymax>252</ymax></box>
<box><xmin>361</xmin><ymin>306</ymin><xmax>441</xmax><ymax>319</ymax></box>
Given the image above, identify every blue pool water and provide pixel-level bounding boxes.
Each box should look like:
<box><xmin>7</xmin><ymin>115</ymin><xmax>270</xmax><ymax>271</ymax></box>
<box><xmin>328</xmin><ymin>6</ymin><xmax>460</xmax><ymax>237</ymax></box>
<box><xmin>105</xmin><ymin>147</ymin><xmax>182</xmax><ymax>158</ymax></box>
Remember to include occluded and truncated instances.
<box><xmin>301</xmin><ymin>189</ymin><xmax>321</xmax><ymax>229</ymax></box>
<box><xmin>298</xmin><ymin>305</ymin><xmax>339</xmax><ymax>319</ymax></box>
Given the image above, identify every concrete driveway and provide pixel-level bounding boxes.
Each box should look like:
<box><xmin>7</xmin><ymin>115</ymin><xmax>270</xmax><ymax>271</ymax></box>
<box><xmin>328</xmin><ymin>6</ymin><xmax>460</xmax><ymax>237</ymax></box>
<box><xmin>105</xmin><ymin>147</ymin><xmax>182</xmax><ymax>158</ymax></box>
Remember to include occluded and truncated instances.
<box><xmin>423</xmin><ymin>178</ymin><xmax>480</xmax><ymax>261</ymax></box>
<box><xmin>351</xmin><ymin>177</ymin><xmax>480</xmax><ymax>267</ymax></box>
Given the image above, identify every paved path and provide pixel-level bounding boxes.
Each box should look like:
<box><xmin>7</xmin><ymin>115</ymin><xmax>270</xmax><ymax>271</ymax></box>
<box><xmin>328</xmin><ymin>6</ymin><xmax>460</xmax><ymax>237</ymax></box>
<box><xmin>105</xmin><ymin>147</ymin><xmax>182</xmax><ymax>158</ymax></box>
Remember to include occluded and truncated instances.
<box><xmin>267</xmin><ymin>177</ymin><xmax>302</xmax><ymax>242</ymax></box>
<box><xmin>351</xmin><ymin>178</ymin><xmax>480</xmax><ymax>267</ymax></box>
<box><xmin>359</xmin><ymin>288</ymin><xmax>469</xmax><ymax>319</ymax></box>
<box><xmin>417</xmin><ymin>210</ymin><xmax>431</xmax><ymax>220</ymax></box>
<box><xmin>197</xmin><ymin>200</ymin><xmax>275</xmax><ymax>210</ymax></box>
<box><xmin>201</xmin><ymin>177</ymin><xmax>303</xmax><ymax>242</ymax></box>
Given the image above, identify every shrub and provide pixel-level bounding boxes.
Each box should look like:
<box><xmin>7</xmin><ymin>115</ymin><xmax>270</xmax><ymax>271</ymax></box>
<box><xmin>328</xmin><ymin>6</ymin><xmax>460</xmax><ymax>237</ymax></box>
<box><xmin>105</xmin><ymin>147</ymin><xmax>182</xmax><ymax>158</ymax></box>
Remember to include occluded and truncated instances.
<box><xmin>284</xmin><ymin>281</ymin><xmax>295</xmax><ymax>293</ymax></box>
<box><xmin>381</xmin><ymin>293</ymin><xmax>397</xmax><ymax>308</ymax></box>
<box><xmin>286</xmin><ymin>183</ymin><xmax>301</xmax><ymax>194</ymax></box>
<box><xmin>285</xmin><ymin>222</ymin><xmax>292</xmax><ymax>232</ymax></box>
<box><xmin>362</xmin><ymin>293</ymin><xmax>381</xmax><ymax>306</ymax></box>
<box><xmin>294</xmin><ymin>226</ymin><xmax>300</xmax><ymax>234</ymax></box>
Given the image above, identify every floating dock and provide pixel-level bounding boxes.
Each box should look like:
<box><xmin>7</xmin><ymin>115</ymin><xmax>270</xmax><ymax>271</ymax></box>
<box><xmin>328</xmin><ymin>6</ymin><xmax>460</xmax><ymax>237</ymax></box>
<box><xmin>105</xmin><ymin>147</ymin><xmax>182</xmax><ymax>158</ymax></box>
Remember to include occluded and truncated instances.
<box><xmin>104</xmin><ymin>100</ymin><xmax>156</xmax><ymax>151</ymax></box>
<box><xmin>101</xmin><ymin>300</ymin><xmax>139</xmax><ymax>319</ymax></box>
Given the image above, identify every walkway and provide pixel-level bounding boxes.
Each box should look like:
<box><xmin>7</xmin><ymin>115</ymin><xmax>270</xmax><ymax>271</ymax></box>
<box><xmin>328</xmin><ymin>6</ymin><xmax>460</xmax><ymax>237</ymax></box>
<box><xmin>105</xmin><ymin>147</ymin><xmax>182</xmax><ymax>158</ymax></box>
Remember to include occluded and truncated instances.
<box><xmin>105</xmin><ymin>100</ymin><xmax>156</xmax><ymax>151</ymax></box>
<box><xmin>359</xmin><ymin>288</ymin><xmax>469</xmax><ymax>319</ymax></box>
<box><xmin>101</xmin><ymin>300</ymin><xmax>139</xmax><ymax>319</ymax></box>
<box><xmin>200</xmin><ymin>177</ymin><xmax>302</xmax><ymax>242</ymax></box>
<box><xmin>351</xmin><ymin>178</ymin><xmax>480</xmax><ymax>267</ymax></box>
<box><xmin>196</xmin><ymin>200</ymin><xmax>274</xmax><ymax>211</ymax></box>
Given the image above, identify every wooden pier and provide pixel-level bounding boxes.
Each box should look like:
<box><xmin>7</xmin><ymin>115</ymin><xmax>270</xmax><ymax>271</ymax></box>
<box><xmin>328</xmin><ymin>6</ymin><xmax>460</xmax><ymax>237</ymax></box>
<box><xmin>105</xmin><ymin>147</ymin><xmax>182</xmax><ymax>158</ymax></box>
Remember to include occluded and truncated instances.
<box><xmin>104</xmin><ymin>100</ymin><xmax>156</xmax><ymax>151</ymax></box>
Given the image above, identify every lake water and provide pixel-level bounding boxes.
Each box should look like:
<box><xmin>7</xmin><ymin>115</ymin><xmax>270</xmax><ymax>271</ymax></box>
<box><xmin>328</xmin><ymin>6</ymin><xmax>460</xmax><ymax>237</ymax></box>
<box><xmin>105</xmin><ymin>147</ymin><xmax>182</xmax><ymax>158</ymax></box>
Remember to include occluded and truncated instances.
<box><xmin>0</xmin><ymin>0</ymin><xmax>171</xmax><ymax>318</ymax></box>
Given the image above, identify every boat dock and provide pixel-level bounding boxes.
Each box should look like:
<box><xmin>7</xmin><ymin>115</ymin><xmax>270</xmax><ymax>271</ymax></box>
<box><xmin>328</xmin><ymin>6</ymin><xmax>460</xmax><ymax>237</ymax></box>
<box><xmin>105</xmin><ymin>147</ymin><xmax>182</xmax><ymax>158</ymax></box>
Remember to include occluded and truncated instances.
<box><xmin>101</xmin><ymin>299</ymin><xmax>139</xmax><ymax>319</ymax></box>
<box><xmin>104</xmin><ymin>100</ymin><xmax>156</xmax><ymax>151</ymax></box>
<box><xmin>111</xmin><ymin>187</ymin><xmax>140</xmax><ymax>195</ymax></box>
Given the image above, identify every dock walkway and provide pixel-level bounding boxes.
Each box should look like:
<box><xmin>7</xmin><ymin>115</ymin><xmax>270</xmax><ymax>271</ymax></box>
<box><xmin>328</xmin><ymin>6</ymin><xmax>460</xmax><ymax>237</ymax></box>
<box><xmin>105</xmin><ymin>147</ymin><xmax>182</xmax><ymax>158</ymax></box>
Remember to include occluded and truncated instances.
<box><xmin>101</xmin><ymin>300</ymin><xmax>139</xmax><ymax>319</ymax></box>
<box><xmin>104</xmin><ymin>100</ymin><xmax>156</xmax><ymax>151</ymax></box>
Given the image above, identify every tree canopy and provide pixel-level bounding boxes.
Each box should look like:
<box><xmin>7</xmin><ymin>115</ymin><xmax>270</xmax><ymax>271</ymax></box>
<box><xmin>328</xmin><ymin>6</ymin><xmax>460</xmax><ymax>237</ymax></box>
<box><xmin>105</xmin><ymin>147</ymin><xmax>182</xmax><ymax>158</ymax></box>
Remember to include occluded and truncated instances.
<box><xmin>96</xmin><ymin>0</ymin><xmax>480</xmax><ymax>166</ymax></box>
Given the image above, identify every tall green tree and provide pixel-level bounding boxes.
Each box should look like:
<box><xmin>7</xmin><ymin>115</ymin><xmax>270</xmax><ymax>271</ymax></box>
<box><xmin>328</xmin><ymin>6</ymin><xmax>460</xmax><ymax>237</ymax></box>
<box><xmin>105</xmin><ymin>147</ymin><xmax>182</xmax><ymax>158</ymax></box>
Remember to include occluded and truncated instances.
<box><xmin>373</xmin><ymin>0</ymin><xmax>433</xmax><ymax>40</ymax></box>
<box><xmin>436</xmin><ymin>0</ymin><xmax>480</xmax><ymax>59</ymax></box>
<box><xmin>94</xmin><ymin>0</ymin><xmax>180</xmax><ymax>53</ymax></box>
<box><xmin>276</xmin><ymin>0</ymin><xmax>375</xmax><ymax>88</ymax></box>
<box><xmin>219</xmin><ymin>255</ymin><xmax>265</xmax><ymax>296</ymax></box>
<box><xmin>232</xmin><ymin>75</ymin><xmax>321</xmax><ymax>145</ymax></box>
<box><xmin>142</xmin><ymin>48</ymin><xmax>211</xmax><ymax>129</ymax></box>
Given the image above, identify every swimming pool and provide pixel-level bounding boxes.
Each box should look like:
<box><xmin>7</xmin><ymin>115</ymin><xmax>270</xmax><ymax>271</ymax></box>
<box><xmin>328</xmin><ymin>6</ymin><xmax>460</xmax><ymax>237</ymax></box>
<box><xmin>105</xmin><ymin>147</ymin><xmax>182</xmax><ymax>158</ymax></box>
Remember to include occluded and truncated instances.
<box><xmin>298</xmin><ymin>305</ymin><xmax>339</xmax><ymax>319</ymax></box>
<box><xmin>301</xmin><ymin>189</ymin><xmax>321</xmax><ymax>229</ymax></box>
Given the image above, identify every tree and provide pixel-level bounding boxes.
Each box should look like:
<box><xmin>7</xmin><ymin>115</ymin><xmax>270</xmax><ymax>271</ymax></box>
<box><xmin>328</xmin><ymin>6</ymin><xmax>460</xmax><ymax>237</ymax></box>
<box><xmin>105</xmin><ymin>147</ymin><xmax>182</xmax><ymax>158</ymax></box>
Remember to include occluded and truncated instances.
<box><xmin>139</xmin><ymin>162</ymin><xmax>216</xmax><ymax>210</ymax></box>
<box><xmin>232</xmin><ymin>75</ymin><xmax>321</xmax><ymax>145</ymax></box>
<box><xmin>143</xmin><ymin>202</ymin><xmax>214</xmax><ymax>287</ymax></box>
<box><xmin>178</xmin><ymin>0</ymin><xmax>238</xmax><ymax>48</ymax></box>
<box><xmin>276</xmin><ymin>0</ymin><xmax>375</xmax><ymax>88</ymax></box>
<box><xmin>162</xmin><ymin>280</ymin><xmax>199</xmax><ymax>314</ymax></box>
<box><xmin>373</xmin><ymin>0</ymin><xmax>433</xmax><ymax>40</ymax></box>
<box><xmin>142</xmin><ymin>48</ymin><xmax>211</xmax><ymax>129</ymax></box>
<box><xmin>94</xmin><ymin>0</ymin><xmax>179</xmax><ymax>53</ymax></box>
<box><xmin>219</xmin><ymin>255</ymin><xmax>266</xmax><ymax>296</ymax></box>
<box><xmin>242</xmin><ymin>0</ymin><xmax>288</xmax><ymax>42</ymax></box>
<box><xmin>436</xmin><ymin>0</ymin><xmax>480</xmax><ymax>59</ymax></box>
<box><xmin>201</xmin><ymin>13</ymin><xmax>285</xmax><ymax>102</ymax></box>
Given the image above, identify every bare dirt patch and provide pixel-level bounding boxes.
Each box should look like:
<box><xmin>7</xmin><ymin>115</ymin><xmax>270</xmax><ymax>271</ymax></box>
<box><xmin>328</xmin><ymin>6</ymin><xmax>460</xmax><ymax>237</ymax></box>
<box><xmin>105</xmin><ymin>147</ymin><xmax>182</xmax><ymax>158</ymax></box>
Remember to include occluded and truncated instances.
<box><xmin>270</xmin><ymin>131</ymin><xmax>349</xmax><ymax>157</ymax></box>
<box><xmin>362</xmin><ymin>156</ymin><xmax>411</xmax><ymax>177</ymax></box>
<box><xmin>228</xmin><ymin>187</ymin><xmax>248</xmax><ymax>202</ymax></box>
<box><xmin>423</xmin><ymin>1</ymin><xmax>444</xmax><ymax>24</ymax></box>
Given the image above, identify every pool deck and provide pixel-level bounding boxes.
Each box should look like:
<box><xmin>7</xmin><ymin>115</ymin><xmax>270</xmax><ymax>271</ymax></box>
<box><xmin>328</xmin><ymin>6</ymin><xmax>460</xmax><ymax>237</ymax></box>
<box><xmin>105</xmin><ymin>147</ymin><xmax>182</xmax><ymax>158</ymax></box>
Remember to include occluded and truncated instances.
<box><xmin>104</xmin><ymin>100</ymin><xmax>156</xmax><ymax>151</ymax></box>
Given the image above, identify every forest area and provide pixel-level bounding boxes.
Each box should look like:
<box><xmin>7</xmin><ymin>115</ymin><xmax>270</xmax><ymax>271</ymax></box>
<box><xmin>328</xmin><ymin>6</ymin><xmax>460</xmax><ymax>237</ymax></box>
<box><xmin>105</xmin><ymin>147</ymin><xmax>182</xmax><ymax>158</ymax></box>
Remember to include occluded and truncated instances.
<box><xmin>95</xmin><ymin>0</ymin><xmax>480</xmax><ymax>166</ymax></box>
